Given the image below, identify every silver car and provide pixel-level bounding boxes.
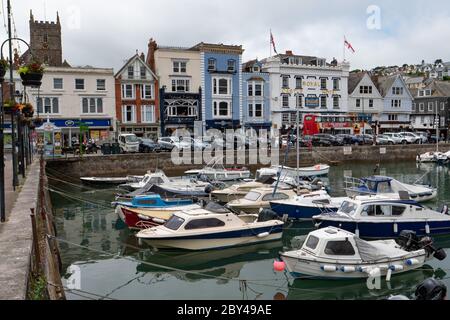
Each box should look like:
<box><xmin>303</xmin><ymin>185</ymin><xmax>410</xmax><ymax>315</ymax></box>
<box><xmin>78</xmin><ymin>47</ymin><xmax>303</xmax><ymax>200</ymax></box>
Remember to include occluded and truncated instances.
<box><xmin>399</xmin><ymin>132</ymin><xmax>421</xmax><ymax>144</ymax></box>
<box><xmin>383</xmin><ymin>133</ymin><xmax>408</xmax><ymax>144</ymax></box>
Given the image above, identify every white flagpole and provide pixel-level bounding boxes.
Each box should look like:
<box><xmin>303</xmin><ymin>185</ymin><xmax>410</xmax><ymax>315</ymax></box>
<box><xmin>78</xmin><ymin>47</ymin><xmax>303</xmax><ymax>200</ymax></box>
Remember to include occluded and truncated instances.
<box><xmin>343</xmin><ymin>35</ymin><xmax>346</xmax><ymax>62</ymax></box>
<box><xmin>270</xmin><ymin>29</ymin><xmax>272</xmax><ymax>57</ymax></box>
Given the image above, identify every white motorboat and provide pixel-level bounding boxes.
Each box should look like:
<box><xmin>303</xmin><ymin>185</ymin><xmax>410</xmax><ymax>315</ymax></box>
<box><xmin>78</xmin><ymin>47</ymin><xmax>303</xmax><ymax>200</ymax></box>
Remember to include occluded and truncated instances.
<box><xmin>417</xmin><ymin>151</ymin><xmax>448</xmax><ymax>164</ymax></box>
<box><xmin>226</xmin><ymin>187</ymin><xmax>297</xmax><ymax>214</ymax></box>
<box><xmin>211</xmin><ymin>180</ymin><xmax>269</xmax><ymax>203</ymax></box>
<box><xmin>256</xmin><ymin>164</ymin><xmax>330</xmax><ymax>180</ymax></box>
<box><xmin>344</xmin><ymin>176</ymin><xmax>437</xmax><ymax>203</ymax></box>
<box><xmin>136</xmin><ymin>203</ymin><xmax>284</xmax><ymax>250</ymax></box>
<box><xmin>80</xmin><ymin>175</ymin><xmax>143</xmax><ymax>185</ymax></box>
<box><xmin>118</xmin><ymin>171</ymin><xmax>172</xmax><ymax>191</ymax></box>
<box><xmin>279</xmin><ymin>227</ymin><xmax>445</xmax><ymax>279</ymax></box>
<box><xmin>185</xmin><ymin>166</ymin><xmax>251</xmax><ymax>181</ymax></box>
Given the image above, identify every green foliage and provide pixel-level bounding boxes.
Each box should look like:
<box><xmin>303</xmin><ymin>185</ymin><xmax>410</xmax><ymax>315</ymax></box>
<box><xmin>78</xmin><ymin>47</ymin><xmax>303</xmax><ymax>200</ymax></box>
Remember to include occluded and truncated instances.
<box><xmin>28</xmin><ymin>275</ymin><xmax>48</xmax><ymax>300</ymax></box>
<box><xmin>19</xmin><ymin>61</ymin><xmax>44</xmax><ymax>74</ymax></box>
<box><xmin>0</xmin><ymin>58</ymin><xmax>8</xmax><ymax>70</ymax></box>
<box><xmin>443</xmin><ymin>76</ymin><xmax>450</xmax><ymax>81</ymax></box>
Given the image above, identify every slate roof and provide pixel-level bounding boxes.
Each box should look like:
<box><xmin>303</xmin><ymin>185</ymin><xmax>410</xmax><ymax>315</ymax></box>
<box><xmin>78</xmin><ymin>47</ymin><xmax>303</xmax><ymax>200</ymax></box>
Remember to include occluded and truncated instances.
<box><xmin>375</xmin><ymin>75</ymin><xmax>398</xmax><ymax>97</ymax></box>
<box><xmin>348</xmin><ymin>72</ymin><xmax>366</xmax><ymax>94</ymax></box>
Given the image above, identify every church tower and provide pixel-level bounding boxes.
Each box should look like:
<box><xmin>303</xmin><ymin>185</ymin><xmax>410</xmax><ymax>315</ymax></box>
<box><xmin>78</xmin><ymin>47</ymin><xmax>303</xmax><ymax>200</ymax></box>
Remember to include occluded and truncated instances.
<box><xmin>29</xmin><ymin>10</ymin><xmax>62</xmax><ymax>66</ymax></box>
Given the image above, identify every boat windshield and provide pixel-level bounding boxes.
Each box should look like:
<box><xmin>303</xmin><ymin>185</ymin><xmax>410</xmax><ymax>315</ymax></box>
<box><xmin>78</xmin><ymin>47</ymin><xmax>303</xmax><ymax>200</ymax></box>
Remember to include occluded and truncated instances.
<box><xmin>165</xmin><ymin>215</ymin><xmax>185</xmax><ymax>230</ymax></box>
<box><xmin>244</xmin><ymin>192</ymin><xmax>261</xmax><ymax>201</ymax></box>
<box><xmin>339</xmin><ymin>201</ymin><xmax>358</xmax><ymax>216</ymax></box>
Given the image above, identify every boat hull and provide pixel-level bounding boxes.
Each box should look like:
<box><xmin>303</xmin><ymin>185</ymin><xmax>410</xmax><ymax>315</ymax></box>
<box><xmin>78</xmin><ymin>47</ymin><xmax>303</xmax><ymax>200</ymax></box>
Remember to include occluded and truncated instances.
<box><xmin>270</xmin><ymin>202</ymin><xmax>339</xmax><ymax>220</ymax></box>
<box><xmin>150</xmin><ymin>184</ymin><xmax>209</xmax><ymax>198</ymax></box>
<box><xmin>139</xmin><ymin>225</ymin><xmax>283</xmax><ymax>250</ymax></box>
<box><xmin>315</xmin><ymin>219</ymin><xmax>450</xmax><ymax>239</ymax></box>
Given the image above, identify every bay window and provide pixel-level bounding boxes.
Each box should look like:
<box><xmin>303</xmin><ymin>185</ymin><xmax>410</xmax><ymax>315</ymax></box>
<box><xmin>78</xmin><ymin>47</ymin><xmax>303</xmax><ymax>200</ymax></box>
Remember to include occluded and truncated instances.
<box><xmin>248</xmin><ymin>103</ymin><xmax>263</xmax><ymax>118</ymax></box>
<box><xmin>171</xmin><ymin>79</ymin><xmax>190</xmax><ymax>92</ymax></box>
<box><xmin>141</xmin><ymin>105</ymin><xmax>155</xmax><ymax>123</ymax></box>
<box><xmin>141</xmin><ymin>84</ymin><xmax>153</xmax><ymax>99</ymax></box>
<box><xmin>213</xmin><ymin>101</ymin><xmax>231</xmax><ymax>118</ymax></box>
<box><xmin>122</xmin><ymin>84</ymin><xmax>135</xmax><ymax>99</ymax></box>
<box><xmin>213</xmin><ymin>77</ymin><xmax>232</xmax><ymax>95</ymax></box>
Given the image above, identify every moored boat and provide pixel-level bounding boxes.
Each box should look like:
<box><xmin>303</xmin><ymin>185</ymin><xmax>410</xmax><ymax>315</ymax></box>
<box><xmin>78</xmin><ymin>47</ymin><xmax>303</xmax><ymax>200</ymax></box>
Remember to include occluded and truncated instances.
<box><xmin>256</xmin><ymin>164</ymin><xmax>330</xmax><ymax>180</ymax></box>
<box><xmin>80</xmin><ymin>175</ymin><xmax>143</xmax><ymax>186</ymax></box>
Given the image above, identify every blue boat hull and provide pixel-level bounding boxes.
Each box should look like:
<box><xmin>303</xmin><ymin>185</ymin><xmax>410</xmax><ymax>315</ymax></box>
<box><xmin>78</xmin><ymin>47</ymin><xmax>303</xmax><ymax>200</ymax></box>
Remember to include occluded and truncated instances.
<box><xmin>315</xmin><ymin>219</ymin><xmax>450</xmax><ymax>239</ymax></box>
<box><xmin>270</xmin><ymin>202</ymin><xmax>339</xmax><ymax>220</ymax></box>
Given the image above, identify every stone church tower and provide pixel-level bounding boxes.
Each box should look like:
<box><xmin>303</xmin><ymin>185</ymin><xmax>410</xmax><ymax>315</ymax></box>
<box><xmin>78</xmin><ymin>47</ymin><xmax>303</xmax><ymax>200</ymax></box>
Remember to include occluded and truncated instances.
<box><xmin>28</xmin><ymin>10</ymin><xmax>62</xmax><ymax>66</ymax></box>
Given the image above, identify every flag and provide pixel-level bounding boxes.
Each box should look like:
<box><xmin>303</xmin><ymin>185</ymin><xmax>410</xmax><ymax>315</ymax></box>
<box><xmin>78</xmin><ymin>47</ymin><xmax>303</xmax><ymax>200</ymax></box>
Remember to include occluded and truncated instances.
<box><xmin>270</xmin><ymin>31</ymin><xmax>278</xmax><ymax>55</ymax></box>
<box><xmin>344</xmin><ymin>37</ymin><xmax>355</xmax><ymax>53</ymax></box>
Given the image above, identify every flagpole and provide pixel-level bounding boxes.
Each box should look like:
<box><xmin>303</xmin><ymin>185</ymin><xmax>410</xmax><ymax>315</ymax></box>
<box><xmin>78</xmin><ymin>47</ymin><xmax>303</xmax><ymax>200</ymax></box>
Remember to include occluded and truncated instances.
<box><xmin>270</xmin><ymin>29</ymin><xmax>272</xmax><ymax>57</ymax></box>
<box><xmin>343</xmin><ymin>35</ymin><xmax>346</xmax><ymax>62</ymax></box>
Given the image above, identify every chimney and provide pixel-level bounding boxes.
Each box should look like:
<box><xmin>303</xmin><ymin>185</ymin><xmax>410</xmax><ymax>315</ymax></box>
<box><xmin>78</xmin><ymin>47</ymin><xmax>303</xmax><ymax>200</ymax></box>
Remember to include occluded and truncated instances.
<box><xmin>147</xmin><ymin>38</ymin><xmax>157</xmax><ymax>73</ymax></box>
<box><xmin>285</xmin><ymin>50</ymin><xmax>293</xmax><ymax>56</ymax></box>
<box><xmin>140</xmin><ymin>52</ymin><xmax>145</xmax><ymax>61</ymax></box>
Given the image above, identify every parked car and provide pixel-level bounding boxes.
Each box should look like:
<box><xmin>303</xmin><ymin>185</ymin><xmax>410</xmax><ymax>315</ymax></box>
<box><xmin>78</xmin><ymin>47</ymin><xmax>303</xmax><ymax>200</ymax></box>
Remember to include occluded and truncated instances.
<box><xmin>429</xmin><ymin>135</ymin><xmax>445</xmax><ymax>144</ymax></box>
<box><xmin>118</xmin><ymin>133</ymin><xmax>140</xmax><ymax>153</ymax></box>
<box><xmin>353</xmin><ymin>134</ymin><xmax>373</xmax><ymax>145</ymax></box>
<box><xmin>399</xmin><ymin>132</ymin><xmax>421</xmax><ymax>144</ymax></box>
<box><xmin>138</xmin><ymin>138</ymin><xmax>161</xmax><ymax>153</ymax></box>
<box><xmin>376</xmin><ymin>134</ymin><xmax>395</xmax><ymax>145</ymax></box>
<box><xmin>415</xmin><ymin>132</ymin><xmax>429</xmax><ymax>144</ymax></box>
<box><xmin>383</xmin><ymin>132</ymin><xmax>408</xmax><ymax>145</ymax></box>
<box><xmin>301</xmin><ymin>135</ymin><xmax>331</xmax><ymax>147</ymax></box>
<box><xmin>314</xmin><ymin>134</ymin><xmax>344</xmax><ymax>146</ymax></box>
<box><xmin>157</xmin><ymin>137</ymin><xmax>190</xmax><ymax>151</ymax></box>
<box><xmin>335</xmin><ymin>134</ymin><xmax>356</xmax><ymax>145</ymax></box>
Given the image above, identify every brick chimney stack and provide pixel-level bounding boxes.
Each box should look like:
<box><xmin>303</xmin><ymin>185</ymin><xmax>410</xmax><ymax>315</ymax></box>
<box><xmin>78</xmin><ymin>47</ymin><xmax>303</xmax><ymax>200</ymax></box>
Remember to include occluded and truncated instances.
<box><xmin>147</xmin><ymin>38</ymin><xmax>157</xmax><ymax>73</ymax></box>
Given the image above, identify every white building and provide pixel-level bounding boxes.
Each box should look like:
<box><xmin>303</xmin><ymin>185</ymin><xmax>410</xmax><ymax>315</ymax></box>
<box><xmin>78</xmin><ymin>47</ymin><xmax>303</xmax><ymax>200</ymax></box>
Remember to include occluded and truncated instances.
<box><xmin>26</xmin><ymin>66</ymin><xmax>116</xmax><ymax>146</ymax></box>
<box><xmin>262</xmin><ymin>51</ymin><xmax>350</xmax><ymax>130</ymax></box>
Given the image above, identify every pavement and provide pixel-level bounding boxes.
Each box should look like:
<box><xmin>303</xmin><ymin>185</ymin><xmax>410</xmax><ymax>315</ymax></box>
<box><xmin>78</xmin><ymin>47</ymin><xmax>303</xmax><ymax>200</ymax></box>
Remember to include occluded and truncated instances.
<box><xmin>3</xmin><ymin>153</ymin><xmax>19</xmax><ymax>221</ymax></box>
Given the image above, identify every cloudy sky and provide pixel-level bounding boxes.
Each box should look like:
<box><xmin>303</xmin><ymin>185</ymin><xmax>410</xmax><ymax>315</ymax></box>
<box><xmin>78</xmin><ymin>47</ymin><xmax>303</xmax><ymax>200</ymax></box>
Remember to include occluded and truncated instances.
<box><xmin>3</xmin><ymin>0</ymin><xmax>450</xmax><ymax>71</ymax></box>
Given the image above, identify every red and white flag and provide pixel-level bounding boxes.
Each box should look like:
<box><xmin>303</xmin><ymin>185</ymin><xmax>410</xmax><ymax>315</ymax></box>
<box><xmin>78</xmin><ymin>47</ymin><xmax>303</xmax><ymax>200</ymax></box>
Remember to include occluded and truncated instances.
<box><xmin>270</xmin><ymin>30</ymin><xmax>278</xmax><ymax>55</ymax></box>
<box><xmin>344</xmin><ymin>37</ymin><xmax>355</xmax><ymax>53</ymax></box>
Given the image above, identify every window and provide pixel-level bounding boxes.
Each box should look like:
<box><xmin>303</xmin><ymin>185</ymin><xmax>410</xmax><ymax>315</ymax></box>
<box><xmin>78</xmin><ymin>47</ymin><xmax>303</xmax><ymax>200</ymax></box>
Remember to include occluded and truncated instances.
<box><xmin>255</xmin><ymin>83</ymin><xmax>262</xmax><ymax>96</ymax></box>
<box><xmin>305</xmin><ymin>236</ymin><xmax>319</xmax><ymax>250</ymax></box>
<box><xmin>297</xmin><ymin>95</ymin><xmax>303</xmax><ymax>108</ymax></box>
<box><xmin>122</xmin><ymin>84</ymin><xmax>135</xmax><ymax>99</ymax></box>
<box><xmin>320</xmin><ymin>96</ymin><xmax>327</xmax><ymax>109</ymax></box>
<box><xmin>184</xmin><ymin>218</ymin><xmax>225</xmax><ymax>230</ymax></box>
<box><xmin>359</xmin><ymin>86</ymin><xmax>372</xmax><ymax>94</ymax></box>
<box><xmin>227</xmin><ymin>60</ymin><xmax>235</xmax><ymax>72</ymax></box>
<box><xmin>37</xmin><ymin>97</ymin><xmax>59</xmax><ymax>114</ymax></box>
<box><xmin>282</xmin><ymin>95</ymin><xmax>289</xmax><ymax>107</ymax></box>
<box><xmin>320</xmin><ymin>78</ymin><xmax>327</xmax><ymax>90</ymax></box>
<box><xmin>173</xmin><ymin>61</ymin><xmax>187</xmax><ymax>73</ymax></box>
<box><xmin>419</xmin><ymin>103</ymin><xmax>425</xmax><ymax>111</ymax></box>
<box><xmin>82</xmin><ymin>98</ymin><xmax>103</xmax><ymax>114</ymax></box>
<box><xmin>75</xmin><ymin>79</ymin><xmax>85</xmax><ymax>90</ymax></box>
<box><xmin>282</xmin><ymin>76</ymin><xmax>289</xmax><ymax>89</ymax></box>
<box><xmin>428</xmin><ymin>102</ymin><xmax>434</xmax><ymax>112</ymax></box>
<box><xmin>441</xmin><ymin>102</ymin><xmax>446</xmax><ymax>111</ymax></box>
<box><xmin>356</xmin><ymin>99</ymin><xmax>361</xmax><ymax>108</ymax></box>
<box><xmin>213</xmin><ymin>77</ymin><xmax>231</xmax><ymax>95</ymax></box>
<box><xmin>53</xmin><ymin>78</ymin><xmax>63</xmax><ymax>89</ymax></box>
<box><xmin>333</xmin><ymin>78</ymin><xmax>340</xmax><ymax>90</ymax></box>
<box><xmin>248</xmin><ymin>103</ymin><xmax>263</xmax><ymax>118</ymax></box>
<box><xmin>141</xmin><ymin>84</ymin><xmax>153</xmax><ymax>99</ymax></box>
<box><xmin>140</xmin><ymin>66</ymin><xmax>147</xmax><ymax>79</ymax></box>
<box><xmin>248</xmin><ymin>82</ymin><xmax>263</xmax><ymax>97</ymax></box>
<box><xmin>208</xmin><ymin>58</ymin><xmax>216</xmax><ymax>71</ymax></box>
<box><xmin>392</xmin><ymin>206</ymin><xmax>406</xmax><ymax>216</ymax></box>
<box><xmin>369</xmin><ymin>99</ymin><xmax>374</xmax><ymax>108</ymax></box>
<box><xmin>165</xmin><ymin>215</ymin><xmax>185</xmax><ymax>231</ymax></box>
<box><xmin>333</xmin><ymin>96</ymin><xmax>340</xmax><ymax>109</ymax></box>
<box><xmin>392</xmin><ymin>87</ymin><xmax>403</xmax><ymax>95</ymax></box>
<box><xmin>324</xmin><ymin>241</ymin><xmax>356</xmax><ymax>256</ymax></box>
<box><xmin>122</xmin><ymin>105</ymin><xmax>136</xmax><ymax>123</ymax></box>
<box><xmin>141</xmin><ymin>105</ymin><xmax>155</xmax><ymax>123</ymax></box>
<box><xmin>213</xmin><ymin>101</ymin><xmax>231</xmax><ymax>118</ymax></box>
<box><xmin>171</xmin><ymin>79</ymin><xmax>190</xmax><ymax>93</ymax></box>
<box><xmin>391</xmin><ymin>100</ymin><xmax>401</xmax><ymax>108</ymax></box>
<box><xmin>388</xmin><ymin>114</ymin><xmax>398</xmax><ymax>121</ymax></box>
<box><xmin>296</xmin><ymin>77</ymin><xmax>303</xmax><ymax>89</ymax></box>
<box><xmin>262</xmin><ymin>193</ymin><xmax>290</xmax><ymax>201</ymax></box>
<box><xmin>97</xmin><ymin>79</ymin><xmax>106</xmax><ymax>91</ymax></box>
<box><xmin>248</xmin><ymin>83</ymin><xmax>253</xmax><ymax>96</ymax></box>
<box><xmin>128</xmin><ymin>66</ymin><xmax>134</xmax><ymax>79</ymax></box>
<box><xmin>43</xmin><ymin>34</ymin><xmax>48</xmax><ymax>43</ymax></box>
<box><xmin>244</xmin><ymin>192</ymin><xmax>261</xmax><ymax>201</ymax></box>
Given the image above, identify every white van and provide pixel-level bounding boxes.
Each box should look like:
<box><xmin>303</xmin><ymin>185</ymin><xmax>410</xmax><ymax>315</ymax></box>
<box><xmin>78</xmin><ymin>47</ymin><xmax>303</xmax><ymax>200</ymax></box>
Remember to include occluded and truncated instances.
<box><xmin>118</xmin><ymin>134</ymin><xmax>140</xmax><ymax>153</ymax></box>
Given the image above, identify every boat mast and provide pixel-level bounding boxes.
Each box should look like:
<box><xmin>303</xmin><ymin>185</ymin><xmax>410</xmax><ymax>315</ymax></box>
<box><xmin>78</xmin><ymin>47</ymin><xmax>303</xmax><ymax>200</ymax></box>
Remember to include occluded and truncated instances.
<box><xmin>436</xmin><ymin>102</ymin><xmax>439</xmax><ymax>153</ymax></box>
<box><xmin>296</xmin><ymin>106</ymin><xmax>300</xmax><ymax>193</ymax></box>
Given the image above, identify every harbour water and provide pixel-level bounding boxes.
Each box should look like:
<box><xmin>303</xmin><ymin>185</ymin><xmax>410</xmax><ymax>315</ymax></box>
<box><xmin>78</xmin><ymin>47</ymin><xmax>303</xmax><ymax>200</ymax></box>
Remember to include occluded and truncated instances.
<box><xmin>48</xmin><ymin>161</ymin><xmax>450</xmax><ymax>300</ymax></box>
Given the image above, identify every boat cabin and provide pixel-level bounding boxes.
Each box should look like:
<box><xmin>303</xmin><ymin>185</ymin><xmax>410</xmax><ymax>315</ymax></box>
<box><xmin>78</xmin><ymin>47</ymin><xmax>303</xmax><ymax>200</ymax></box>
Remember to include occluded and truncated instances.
<box><xmin>242</xmin><ymin>187</ymin><xmax>294</xmax><ymax>203</ymax></box>
<box><xmin>130</xmin><ymin>194</ymin><xmax>193</xmax><ymax>207</ymax></box>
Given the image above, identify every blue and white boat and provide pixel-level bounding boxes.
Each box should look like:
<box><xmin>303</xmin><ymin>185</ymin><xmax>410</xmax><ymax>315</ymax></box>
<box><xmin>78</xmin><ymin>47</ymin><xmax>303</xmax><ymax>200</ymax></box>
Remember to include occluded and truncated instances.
<box><xmin>269</xmin><ymin>190</ymin><xmax>348</xmax><ymax>221</ymax></box>
<box><xmin>313</xmin><ymin>194</ymin><xmax>450</xmax><ymax>239</ymax></box>
<box><xmin>344</xmin><ymin>176</ymin><xmax>437</xmax><ymax>203</ymax></box>
<box><xmin>135</xmin><ymin>203</ymin><xmax>284</xmax><ymax>250</ymax></box>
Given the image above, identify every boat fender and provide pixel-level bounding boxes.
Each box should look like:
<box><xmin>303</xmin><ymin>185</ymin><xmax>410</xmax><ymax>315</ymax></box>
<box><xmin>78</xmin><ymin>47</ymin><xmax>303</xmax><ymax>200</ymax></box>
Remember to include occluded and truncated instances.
<box><xmin>386</xmin><ymin>269</ymin><xmax>392</xmax><ymax>282</ymax></box>
<box><xmin>137</xmin><ymin>214</ymin><xmax>151</xmax><ymax>221</ymax></box>
<box><xmin>152</xmin><ymin>218</ymin><xmax>166</xmax><ymax>224</ymax></box>
<box><xmin>257</xmin><ymin>232</ymin><xmax>270</xmax><ymax>238</ymax></box>
<box><xmin>341</xmin><ymin>266</ymin><xmax>356</xmax><ymax>273</ymax></box>
<box><xmin>394</xmin><ymin>223</ymin><xmax>398</xmax><ymax>234</ymax></box>
<box><xmin>273</xmin><ymin>260</ymin><xmax>286</xmax><ymax>272</ymax></box>
<box><xmin>321</xmin><ymin>265</ymin><xmax>337</xmax><ymax>272</ymax></box>
<box><xmin>389</xmin><ymin>265</ymin><xmax>404</xmax><ymax>272</ymax></box>
<box><xmin>425</xmin><ymin>224</ymin><xmax>431</xmax><ymax>235</ymax></box>
<box><xmin>406</xmin><ymin>259</ymin><xmax>420</xmax><ymax>266</ymax></box>
<box><xmin>355</xmin><ymin>228</ymin><xmax>360</xmax><ymax>237</ymax></box>
<box><xmin>357</xmin><ymin>266</ymin><xmax>366</xmax><ymax>273</ymax></box>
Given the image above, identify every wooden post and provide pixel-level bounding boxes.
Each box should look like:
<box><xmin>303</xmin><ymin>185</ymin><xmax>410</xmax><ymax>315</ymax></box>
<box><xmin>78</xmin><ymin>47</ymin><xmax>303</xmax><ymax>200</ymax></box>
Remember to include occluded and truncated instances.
<box><xmin>30</xmin><ymin>208</ymin><xmax>41</xmax><ymax>275</ymax></box>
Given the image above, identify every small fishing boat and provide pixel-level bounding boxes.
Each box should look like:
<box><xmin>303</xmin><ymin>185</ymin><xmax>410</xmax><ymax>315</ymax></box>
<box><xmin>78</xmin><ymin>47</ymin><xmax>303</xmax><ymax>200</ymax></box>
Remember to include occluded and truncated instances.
<box><xmin>211</xmin><ymin>180</ymin><xmax>269</xmax><ymax>203</ymax></box>
<box><xmin>80</xmin><ymin>175</ymin><xmax>143</xmax><ymax>186</ymax></box>
<box><xmin>344</xmin><ymin>175</ymin><xmax>437</xmax><ymax>203</ymax></box>
<box><xmin>112</xmin><ymin>193</ymin><xmax>194</xmax><ymax>210</ymax></box>
<box><xmin>135</xmin><ymin>202</ymin><xmax>284</xmax><ymax>250</ymax></box>
<box><xmin>313</xmin><ymin>193</ymin><xmax>450</xmax><ymax>239</ymax></box>
<box><xmin>417</xmin><ymin>152</ymin><xmax>448</xmax><ymax>164</ymax></box>
<box><xmin>256</xmin><ymin>164</ymin><xmax>330</xmax><ymax>180</ymax></box>
<box><xmin>270</xmin><ymin>190</ymin><xmax>348</xmax><ymax>221</ymax></box>
<box><xmin>118</xmin><ymin>171</ymin><xmax>172</xmax><ymax>192</ymax></box>
<box><xmin>278</xmin><ymin>227</ymin><xmax>445</xmax><ymax>279</ymax></box>
<box><xmin>226</xmin><ymin>187</ymin><xmax>297</xmax><ymax>214</ymax></box>
<box><xmin>118</xmin><ymin>204</ymin><xmax>201</xmax><ymax>230</ymax></box>
<box><xmin>184</xmin><ymin>166</ymin><xmax>251</xmax><ymax>181</ymax></box>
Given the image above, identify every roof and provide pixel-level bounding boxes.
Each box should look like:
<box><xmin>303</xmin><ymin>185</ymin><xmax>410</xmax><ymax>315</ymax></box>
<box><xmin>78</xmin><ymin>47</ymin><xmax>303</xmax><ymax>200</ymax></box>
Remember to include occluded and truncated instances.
<box><xmin>405</xmin><ymin>77</ymin><xmax>424</xmax><ymax>85</ymax></box>
<box><xmin>114</xmin><ymin>53</ymin><xmax>157</xmax><ymax>79</ymax></box>
<box><xmin>348</xmin><ymin>72</ymin><xmax>366</xmax><ymax>94</ymax></box>
<box><xmin>376</xmin><ymin>75</ymin><xmax>398</xmax><ymax>96</ymax></box>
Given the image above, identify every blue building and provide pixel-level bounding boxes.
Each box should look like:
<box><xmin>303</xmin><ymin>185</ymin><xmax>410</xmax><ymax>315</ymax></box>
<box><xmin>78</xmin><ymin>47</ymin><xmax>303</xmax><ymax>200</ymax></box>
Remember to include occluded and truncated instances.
<box><xmin>241</xmin><ymin>59</ymin><xmax>271</xmax><ymax>131</ymax></box>
<box><xmin>194</xmin><ymin>43</ymin><xmax>244</xmax><ymax>132</ymax></box>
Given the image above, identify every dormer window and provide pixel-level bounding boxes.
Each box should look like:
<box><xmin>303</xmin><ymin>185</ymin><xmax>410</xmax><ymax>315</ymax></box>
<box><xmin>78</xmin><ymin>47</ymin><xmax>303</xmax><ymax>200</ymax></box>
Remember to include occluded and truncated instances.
<box><xmin>208</xmin><ymin>58</ymin><xmax>216</xmax><ymax>72</ymax></box>
<box><xmin>253</xmin><ymin>65</ymin><xmax>260</xmax><ymax>72</ymax></box>
<box><xmin>227</xmin><ymin>60</ymin><xmax>235</xmax><ymax>72</ymax></box>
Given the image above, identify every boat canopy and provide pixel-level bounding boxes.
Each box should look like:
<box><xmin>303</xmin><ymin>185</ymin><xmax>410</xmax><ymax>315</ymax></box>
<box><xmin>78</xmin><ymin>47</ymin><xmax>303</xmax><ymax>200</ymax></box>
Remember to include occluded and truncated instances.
<box><xmin>354</xmin><ymin>237</ymin><xmax>389</xmax><ymax>262</ymax></box>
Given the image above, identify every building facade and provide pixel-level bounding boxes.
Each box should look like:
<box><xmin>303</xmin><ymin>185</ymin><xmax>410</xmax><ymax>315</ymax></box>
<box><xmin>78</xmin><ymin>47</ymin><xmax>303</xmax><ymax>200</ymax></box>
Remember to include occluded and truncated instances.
<box><xmin>196</xmin><ymin>43</ymin><xmax>244</xmax><ymax>132</ymax></box>
<box><xmin>150</xmin><ymin>39</ymin><xmax>202</xmax><ymax>136</ymax></box>
<box><xmin>241</xmin><ymin>60</ymin><xmax>271</xmax><ymax>131</ymax></box>
<box><xmin>115</xmin><ymin>53</ymin><xmax>159</xmax><ymax>139</ymax></box>
<box><xmin>27</xmin><ymin>66</ymin><xmax>116</xmax><ymax>146</ymax></box>
<box><xmin>411</xmin><ymin>80</ymin><xmax>450</xmax><ymax>138</ymax></box>
<box><xmin>347</xmin><ymin>72</ymin><xmax>383</xmax><ymax>132</ymax></box>
<box><xmin>262</xmin><ymin>51</ymin><xmax>349</xmax><ymax>131</ymax></box>
<box><xmin>376</xmin><ymin>75</ymin><xmax>414</xmax><ymax>131</ymax></box>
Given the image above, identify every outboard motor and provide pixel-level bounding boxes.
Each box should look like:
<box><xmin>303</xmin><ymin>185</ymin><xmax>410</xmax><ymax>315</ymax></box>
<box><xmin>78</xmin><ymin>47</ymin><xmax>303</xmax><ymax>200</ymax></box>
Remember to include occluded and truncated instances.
<box><xmin>204</xmin><ymin>184</ymin><xmax>214</xmax><ymax>194</ymax></box>
<box><xmin>396</xmin><ymin>230</ymin><xmax>420</xmax><ymax>250</ymax></box>
<box><xmin>257</xmin><ymin>209</ymin><xmax>279</xmax><ymax>222</ymax></box>
<box><xmin>397</xmin><ymin>231</ymin><xmax>447</xmax><ymax>261</ymax></box>
<box><xmin>415</xmin><ymin>278</ymin><xmax>447</xmax><ymax>300</ymax></box>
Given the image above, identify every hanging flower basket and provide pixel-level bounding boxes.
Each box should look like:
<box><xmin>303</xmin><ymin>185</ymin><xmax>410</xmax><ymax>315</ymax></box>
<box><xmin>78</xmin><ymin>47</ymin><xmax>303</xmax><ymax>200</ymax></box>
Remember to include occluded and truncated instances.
<box><xmin>0</xmin><ymin>59</ymin><xmax>8</xmax><ymax>83</ymax></box>
<box><xmin>18</xmin><ymin>61</ymin><xmax>44</xmax><ymax>87</ymax></box>
<box><xmin>33</xmin><ymin>117</ymin><xmax>44</xmax><ymax>126</ymax></box>
<box><xmin>22</xmin><ymin>103</ymin><xmax>34</xmax><ymax>118</ymax></box>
